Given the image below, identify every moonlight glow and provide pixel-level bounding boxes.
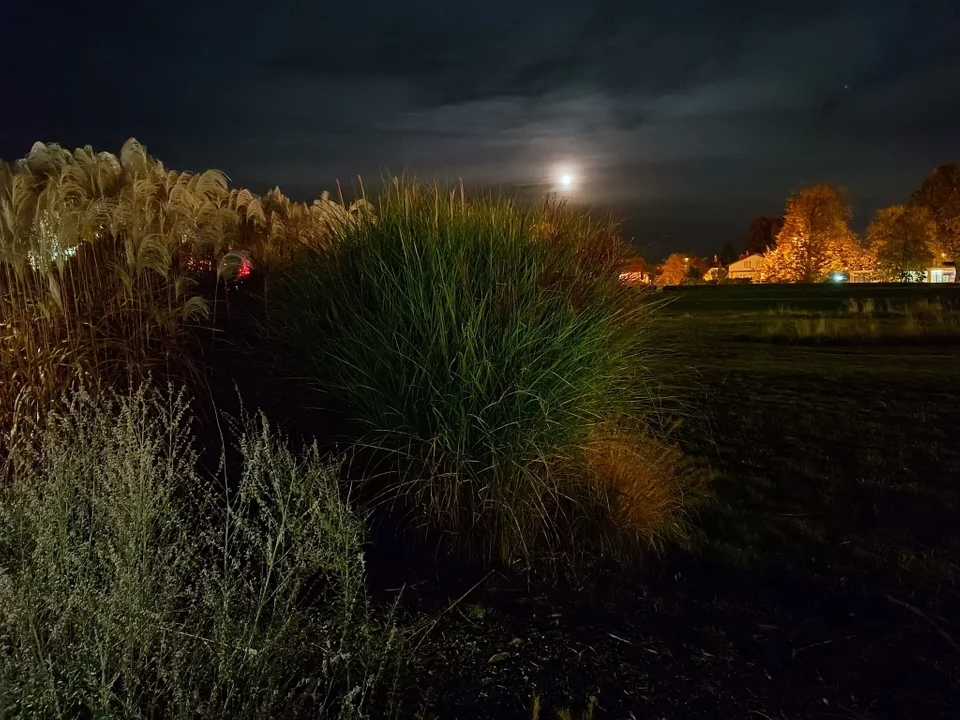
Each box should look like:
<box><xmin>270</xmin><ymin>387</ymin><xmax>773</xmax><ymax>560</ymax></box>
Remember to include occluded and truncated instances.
<box><xmin>554</xmin><ymin>165</ymin><xmax>578</xmax><ymax>191</ymax></box>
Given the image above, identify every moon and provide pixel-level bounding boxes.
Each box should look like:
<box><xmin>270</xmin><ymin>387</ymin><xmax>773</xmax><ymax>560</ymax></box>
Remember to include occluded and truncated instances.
<box><xmin>554</xmin><ymin>165</ymin><xmax>577</xmax><ymax>191</ymax></box>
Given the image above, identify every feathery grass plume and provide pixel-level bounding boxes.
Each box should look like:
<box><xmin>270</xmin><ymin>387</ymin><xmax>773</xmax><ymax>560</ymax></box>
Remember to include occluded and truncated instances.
<box><xmin>0</xmin><ymin>139</ymin><xmax>231</xmax><ymax>433</ymax></box>
<box><xmin>0</xmin><ymin>138</ymin><xmax>358</xmax><ymax>434</ymax></box>
<box><xmin>269</xmin><ymin>179</ymin><xmax>684</xmax><ymax>566</ymax></box>
<box><xmin>0</xmin><ymin>383</ymin><xmax>402</xmax><ymax>719</ymax></box>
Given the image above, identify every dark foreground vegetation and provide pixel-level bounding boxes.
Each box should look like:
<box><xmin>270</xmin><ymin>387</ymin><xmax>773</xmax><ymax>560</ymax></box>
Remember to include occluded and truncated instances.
<box><xmin>1</xmin><ymin>142</ymin><xmax>958</xmax><ymax>718</ymax></box>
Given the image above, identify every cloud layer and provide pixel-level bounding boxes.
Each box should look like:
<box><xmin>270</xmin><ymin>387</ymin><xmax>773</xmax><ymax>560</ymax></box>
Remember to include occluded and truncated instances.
<box><xmin>4</xmin><ymin>0</ymin><xmax>959</xmax><ymax>255</ymax></box>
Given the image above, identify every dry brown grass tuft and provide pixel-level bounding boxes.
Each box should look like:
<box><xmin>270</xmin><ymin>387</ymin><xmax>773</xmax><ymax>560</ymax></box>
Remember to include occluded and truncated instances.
<box><xmin>581</xmin><ymin>423</ymin><xmax>692</xmax><ymax>553</ymax></box>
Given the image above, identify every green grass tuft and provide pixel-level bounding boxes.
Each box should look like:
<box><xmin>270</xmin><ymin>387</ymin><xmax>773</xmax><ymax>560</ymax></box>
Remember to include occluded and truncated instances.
<box><xmin>270</xmin><ymin>181</ymin><xmax>685</xmax><ymax>566</ymax></box>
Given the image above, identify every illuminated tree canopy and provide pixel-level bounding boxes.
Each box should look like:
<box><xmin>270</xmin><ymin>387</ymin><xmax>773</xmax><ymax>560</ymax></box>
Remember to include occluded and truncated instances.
<box><xmin>759</xmin><ymin>185</ymin><xmax>864</xmax><ymax>283</ymax></box>
<box><xmin>867</xmin><ymin>205</ymin><xmax>936</xmax><ymax>282</ymax></box>
<box><xmin>909</xmin><ymin>162</ymin><xmax>960</xmax><ymax>263</ymax></box>
<box><xmin>655</xmin><ymin>253</ymin><xmax>692</xmax><ymax>286</ymax></box>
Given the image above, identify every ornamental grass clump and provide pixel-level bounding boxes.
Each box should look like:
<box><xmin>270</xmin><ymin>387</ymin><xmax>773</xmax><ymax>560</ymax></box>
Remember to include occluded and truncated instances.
<box><xmin>271</xmin><ymin>181</ymin><xmax>687</xmax><ymax>565</ymax></box>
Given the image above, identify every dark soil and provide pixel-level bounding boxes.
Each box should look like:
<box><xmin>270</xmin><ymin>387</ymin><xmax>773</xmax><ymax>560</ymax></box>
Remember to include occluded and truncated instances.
<box><xmin>396</xmin><ymin>560</ymin><xmax>958</xmax><ymax>719</ymax></box>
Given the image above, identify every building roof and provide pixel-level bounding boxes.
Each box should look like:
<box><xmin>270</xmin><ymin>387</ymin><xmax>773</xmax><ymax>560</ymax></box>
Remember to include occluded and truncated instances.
<box><xmin>728</xmin><ymin>254</ymin><xmax>763</xmax><ymax>270</ymax></box>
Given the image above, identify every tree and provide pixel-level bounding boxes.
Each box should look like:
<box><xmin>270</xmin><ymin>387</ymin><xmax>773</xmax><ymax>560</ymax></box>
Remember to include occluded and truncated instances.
<box><xmin>718</xmin><ymin>241</ymin><xmax>738</xmax><ymax>265</ymax></box>
<box><xmin>685</xmin><ymin>265</ymin><xmax>703</xmax><ymax>282</ymax></box>
<box><xmin>655</xmin><ymin>254</ymin><xmax>708</xmax><ymax>285</ymax></box>
<box><xmin>685</xmin><ymin>256</ymin><xmax>710</xmax><ymax>283</ymax></box>
<box><xmin>655</xmin><ymin>253</ymin><xmax>691</xmax><ymax>286</ymax></box>
<box><xmin>908</xmin><ymin>162</ymin><xmax>960</xmax><ymax>263</ymax></box>
<box><xmin>745</xmin><ymin>217</ymin><xmax>784</xmax><ymax>255</ymax></box>
<box><xmin>759</xmin><ymin>185</ymin><xmax>861</xmax><ymax>283</ymax></box>
<box><xmin>867</xmin><ymin>205</ymin><xmax>935</xmax><ymax>281</ymax></box>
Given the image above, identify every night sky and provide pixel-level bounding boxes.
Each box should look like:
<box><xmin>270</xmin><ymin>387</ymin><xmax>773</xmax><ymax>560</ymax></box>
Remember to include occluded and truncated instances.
<box><xmin>3</xmin><ymin>1</ymin><xmax>959</xmax><ymax>257</ymax></box>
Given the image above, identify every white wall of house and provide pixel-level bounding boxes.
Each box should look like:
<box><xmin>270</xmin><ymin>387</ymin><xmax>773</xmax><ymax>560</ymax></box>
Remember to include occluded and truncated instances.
<box><xmin>928</xmin><ymin>267</ymin><xmax>956</xmax><ymax>283</ymax></box>
<box><xmin>618</xmin><ymin>271</ymin><xmax>652</xmax><ymax>285</ymax></box>
<box><xmin>849</xmin><ymin>267</ymin><xmax>956</xmax><ymax>283</ymax></box>
<box><xmin>726</xmin><ymin>254</ymin><xmax>764</xmax><ymax>281</ymax></box>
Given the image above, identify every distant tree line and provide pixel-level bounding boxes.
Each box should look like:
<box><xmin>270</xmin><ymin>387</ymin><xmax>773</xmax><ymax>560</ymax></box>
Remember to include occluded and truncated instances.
<box><xmin>647</xmin><ymin>161</ymin><xmax>960</xmax><ymax>285</ymax></box>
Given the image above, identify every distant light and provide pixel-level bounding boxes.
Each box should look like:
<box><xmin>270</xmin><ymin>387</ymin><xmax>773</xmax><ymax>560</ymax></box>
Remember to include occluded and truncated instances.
<box><xmin>560</xmin><ymin>174</ymin><xmax>573</xmax><ymax>188</ymax></box>
<box><xmin>832</xmin><ymin>272</ymin><xmax>846</xmax><ymax>283</ymax></box>
<box><xmin>684</xmin><ymin>257</ymin><xmax>690</xmax><ymax>262</ymax></box>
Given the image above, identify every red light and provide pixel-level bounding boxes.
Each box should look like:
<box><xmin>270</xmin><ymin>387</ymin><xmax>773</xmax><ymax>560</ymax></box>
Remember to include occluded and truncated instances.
<box><xmin>238</xmin><ymin>257</ymin><xmax>252</xmax><ymax>279</ymax></box>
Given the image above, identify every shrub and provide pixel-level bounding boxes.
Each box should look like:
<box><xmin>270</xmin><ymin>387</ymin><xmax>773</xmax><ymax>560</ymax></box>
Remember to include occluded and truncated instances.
<box><xmin>0</xmin><ymin>384</ymin><xmax>400</xmax><ymax>718</ymax></box>
<box><xmin>270</xmin><ymin>181</ymin><xmax>685</xmax><ymax>565</ymax></box>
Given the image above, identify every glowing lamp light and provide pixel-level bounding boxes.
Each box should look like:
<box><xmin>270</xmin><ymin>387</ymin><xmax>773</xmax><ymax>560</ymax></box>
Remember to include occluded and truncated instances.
<box><xmin>560</xmin><ymin>174</ymin><xmax>573</xmax><ymax>188</ymax></box>
<box><xmin>831</xmin><ymin>272</ymin><xmax>846</xmax><ymax>283</ymax></box>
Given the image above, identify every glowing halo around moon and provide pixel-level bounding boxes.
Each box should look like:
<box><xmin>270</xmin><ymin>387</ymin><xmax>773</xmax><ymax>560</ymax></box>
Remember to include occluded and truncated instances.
<box><xmin>552</xmin><ymin>164</ymin><xmax>578</xmax><ymax>192</ymax></box>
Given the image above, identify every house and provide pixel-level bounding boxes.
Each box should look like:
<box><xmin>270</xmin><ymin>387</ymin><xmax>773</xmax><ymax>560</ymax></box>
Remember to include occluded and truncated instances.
<box><xmin>848</xmin><ymin>263</ymin><xmax>956</xmax><ymax>283</ymax></box>
<box><xmin>726</xmin><ymin>254</ymin><xmax>764</xmax><ymax>282</ymax></box>
<box><xmin>619</xmin><ymin>258</ymin><xmax>653</xmax><ymax>285</ymax></box>
<box><xmin>928</xmin><ymin>265</ymin><xmax>956</xmax><ymax>283</ymax></box>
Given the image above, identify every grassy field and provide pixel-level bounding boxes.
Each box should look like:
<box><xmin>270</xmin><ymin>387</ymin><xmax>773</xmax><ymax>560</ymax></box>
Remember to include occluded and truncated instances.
<box><xmin>399</xmin><ymin>286</ymin><xmax>960</xmax><ymax>719</ymax></box>
<box><xmin>657</xmin><ymin>283</ymin><xmax>960</xmax><ymax>345</ymax></box>
<box><xmin>660</xmin><ymin>282</ymin><xmax>960</xmax><ymax>314</ymax></box>
<box><xmin>3</xmin><ymin>144</ymin><xmax>958</xmax><ymax>718</ymax></box>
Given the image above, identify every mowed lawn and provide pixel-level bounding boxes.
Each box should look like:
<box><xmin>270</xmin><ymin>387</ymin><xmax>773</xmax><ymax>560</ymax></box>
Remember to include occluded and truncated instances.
<box><xmin>671</xmin><ymin>291</ymin><xmax>959</xmax><ymax>717</ymax></box>
<box><xmin>414</xmin><ymin>288</ymin><xmax>960</xmax><ymax>720</ymax></box>
<box><xmin>673</xmin><ymin>309</ymin><xmax>960</xmax><ymax>580</ymax></box>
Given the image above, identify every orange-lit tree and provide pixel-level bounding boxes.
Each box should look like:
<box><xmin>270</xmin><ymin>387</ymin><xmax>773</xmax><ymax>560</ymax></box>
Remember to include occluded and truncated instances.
<box><xmin>760</xmin><ymin>184</ymin><xmax>862</xmax><ymax>282</ymax></box>
<box><xmin>867</xmin><ymin>205</ymin><xmax>936</xmax><ymax>282</ymax></box>
<box><xmin>909</xmin><ymin>162</ymin><xmax>960</xmax><ymax>263</ymax></box>
<box><xmin>655</xmin><ymin>253</ymin><xmax>700</xmax><ymax>285</ymax></box>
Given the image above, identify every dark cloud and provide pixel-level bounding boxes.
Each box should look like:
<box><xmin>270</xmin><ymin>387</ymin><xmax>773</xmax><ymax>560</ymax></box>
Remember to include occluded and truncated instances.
<box><xmin>3</xmin><ymin>0</ymin><xmax>960</xmax><ymax>257</ymax></box>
